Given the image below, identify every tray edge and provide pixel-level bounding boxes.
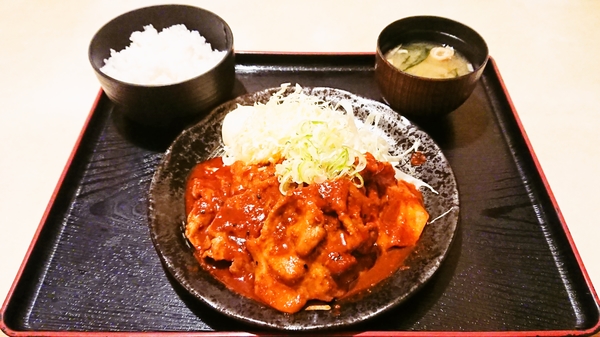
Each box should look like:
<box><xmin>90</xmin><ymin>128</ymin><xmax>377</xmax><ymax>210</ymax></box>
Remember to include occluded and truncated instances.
<box><xmin>1</xmin><ymin>53</ymin><xmax>598</xmax><ymax>337</ymax></box>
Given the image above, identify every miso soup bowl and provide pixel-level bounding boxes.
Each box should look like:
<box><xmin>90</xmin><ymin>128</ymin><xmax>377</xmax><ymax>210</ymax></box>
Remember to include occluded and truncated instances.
<box><xmin>89</xmin><ymin>4</ymin><xmax>235</xmax><ymax>130</ymax></box>
<box><xmin>375</xmin><ymin>16</ymin><xmax>489</xmax><ymax>121</ymax></box>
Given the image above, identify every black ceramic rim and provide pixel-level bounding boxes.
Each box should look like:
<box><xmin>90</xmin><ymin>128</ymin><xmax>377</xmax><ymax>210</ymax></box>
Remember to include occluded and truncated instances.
<box><xmin>377</xmin><ymin>15</ymin><xmax>489</xmax><ymax>80</ymax></box>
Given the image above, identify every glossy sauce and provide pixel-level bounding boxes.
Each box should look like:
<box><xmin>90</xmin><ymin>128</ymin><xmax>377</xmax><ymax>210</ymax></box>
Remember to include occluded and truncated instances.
<box><xmin>184</xmin><ymin>155</ymin><xmax>427</xmax><ymax>312</ymax></box>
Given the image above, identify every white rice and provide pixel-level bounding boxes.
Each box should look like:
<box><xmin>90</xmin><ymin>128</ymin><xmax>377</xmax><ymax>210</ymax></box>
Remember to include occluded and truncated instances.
<box><xmin>100</xmin><ymin>24</ymin><xmax>226</xmax><ymax>85</ymax></box>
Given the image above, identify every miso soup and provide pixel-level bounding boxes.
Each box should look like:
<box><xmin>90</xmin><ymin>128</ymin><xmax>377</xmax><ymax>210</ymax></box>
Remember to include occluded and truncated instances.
<box><xmin>385</xmin><ymin>42</ymin><xmax>473</xmax><ymax>79</ymax></box>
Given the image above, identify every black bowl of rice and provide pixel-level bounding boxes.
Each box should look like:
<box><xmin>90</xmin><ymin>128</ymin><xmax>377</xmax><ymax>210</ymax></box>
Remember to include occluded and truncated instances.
<box><xmin>89</xmin><ymin>4</ymin><xmax>235</xmax><ymax>129</ymax></box>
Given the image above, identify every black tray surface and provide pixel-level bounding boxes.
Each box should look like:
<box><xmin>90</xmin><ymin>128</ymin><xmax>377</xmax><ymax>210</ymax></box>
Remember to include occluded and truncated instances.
<box><xmin>1</xmin><ymin>53</ymin><xmax>599</xmax><ymax>336</ymax></box>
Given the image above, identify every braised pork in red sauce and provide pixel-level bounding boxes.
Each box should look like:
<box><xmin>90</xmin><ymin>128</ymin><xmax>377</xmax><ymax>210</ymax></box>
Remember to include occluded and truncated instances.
<box><xmin>185</xmin><ymin>153</ymin><xmax>429</xmax><ymax>313</ymax></box>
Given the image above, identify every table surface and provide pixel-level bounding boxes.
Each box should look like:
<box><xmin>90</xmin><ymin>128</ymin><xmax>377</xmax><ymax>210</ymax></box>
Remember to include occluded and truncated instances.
<box><xmin>1</xmin><ymin>1</ymin><xmax>599</xmax><ymax>335</ymax></box>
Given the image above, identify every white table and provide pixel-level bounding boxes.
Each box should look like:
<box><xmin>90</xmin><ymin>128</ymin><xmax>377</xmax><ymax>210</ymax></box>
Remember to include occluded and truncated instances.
<box><xmin>1</xmin><ymin>1</ymin><xmax>599</xmax><ymax>335</ymax></box>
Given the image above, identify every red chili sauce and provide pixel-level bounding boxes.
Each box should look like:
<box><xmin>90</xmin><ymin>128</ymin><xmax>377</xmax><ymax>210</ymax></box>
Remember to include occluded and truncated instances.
<box><xmin>184</xmin><ymin>154</ymin><xmax>429</xmax><ymax>313</ymax></box>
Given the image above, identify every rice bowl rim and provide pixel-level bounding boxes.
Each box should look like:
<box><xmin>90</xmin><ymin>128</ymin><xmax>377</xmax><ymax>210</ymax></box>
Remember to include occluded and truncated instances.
<box><xmin>88</xmin><ymin>4</ymin><xmax>235</xmax><ymax>88</ymax></box>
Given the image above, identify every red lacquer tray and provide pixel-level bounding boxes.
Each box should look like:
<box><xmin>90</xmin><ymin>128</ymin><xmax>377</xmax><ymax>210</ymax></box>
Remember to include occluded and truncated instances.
<box><xmin>1</xmin><ymin>53</ymin><xmax>599</xmax><ymax>336</ymax></box>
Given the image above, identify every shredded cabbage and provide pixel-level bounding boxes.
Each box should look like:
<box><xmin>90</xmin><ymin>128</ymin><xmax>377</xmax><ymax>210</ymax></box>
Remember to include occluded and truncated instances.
<box><xmin>221</xmin><ymin>83</ymin><xmax>431</xmax><ymax>194</ymax></box>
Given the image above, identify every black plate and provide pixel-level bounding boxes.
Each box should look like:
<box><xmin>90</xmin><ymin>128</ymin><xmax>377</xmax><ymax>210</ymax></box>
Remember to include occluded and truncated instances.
<box><xmin>147</xmin><ymin>86</ymin><xmax>460</xmax><ymax>331</ymax></box>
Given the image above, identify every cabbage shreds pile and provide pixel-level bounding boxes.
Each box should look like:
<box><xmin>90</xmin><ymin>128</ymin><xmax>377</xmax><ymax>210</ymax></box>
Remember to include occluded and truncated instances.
<box><xmin>221</xmin><ymin>83</ymin><xmax>430</xmax><ymax>194</ymax></box>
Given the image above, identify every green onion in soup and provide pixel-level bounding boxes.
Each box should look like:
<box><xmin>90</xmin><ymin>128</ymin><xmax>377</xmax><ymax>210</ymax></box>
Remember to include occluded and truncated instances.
<box><xmin>385</xmin><ymin>42</ymin><xmax>474</xmax><ymax>79</ymax></box>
